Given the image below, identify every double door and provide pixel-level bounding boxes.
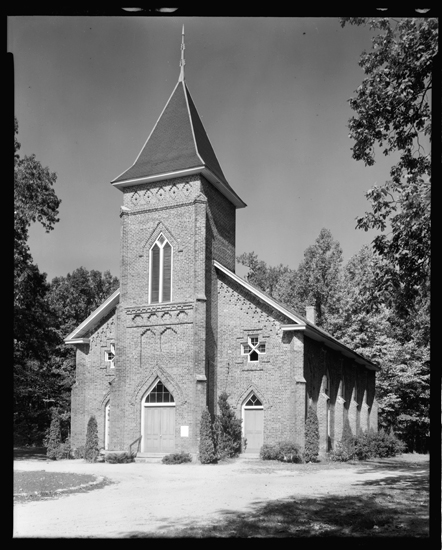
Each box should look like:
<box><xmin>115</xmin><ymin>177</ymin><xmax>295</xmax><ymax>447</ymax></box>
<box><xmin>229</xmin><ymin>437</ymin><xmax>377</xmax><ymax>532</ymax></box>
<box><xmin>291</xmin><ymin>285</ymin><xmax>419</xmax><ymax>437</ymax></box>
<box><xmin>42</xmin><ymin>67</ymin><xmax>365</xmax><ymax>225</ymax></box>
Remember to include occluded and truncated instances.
<box><xmin>143</xmin><ymin>406</ymin><xmax>175</xmax><ymax>453</ymax></box>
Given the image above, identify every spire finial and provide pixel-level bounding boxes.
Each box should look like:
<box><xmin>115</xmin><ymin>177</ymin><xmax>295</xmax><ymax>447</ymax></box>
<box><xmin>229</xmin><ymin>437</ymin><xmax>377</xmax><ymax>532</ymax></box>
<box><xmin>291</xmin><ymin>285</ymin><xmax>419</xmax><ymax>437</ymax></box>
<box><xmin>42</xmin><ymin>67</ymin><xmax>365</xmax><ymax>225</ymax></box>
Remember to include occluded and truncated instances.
<box><xmin>179</xmin><ymin>24</ymin><xmax>185</xmax><ymax>82</ymax></box>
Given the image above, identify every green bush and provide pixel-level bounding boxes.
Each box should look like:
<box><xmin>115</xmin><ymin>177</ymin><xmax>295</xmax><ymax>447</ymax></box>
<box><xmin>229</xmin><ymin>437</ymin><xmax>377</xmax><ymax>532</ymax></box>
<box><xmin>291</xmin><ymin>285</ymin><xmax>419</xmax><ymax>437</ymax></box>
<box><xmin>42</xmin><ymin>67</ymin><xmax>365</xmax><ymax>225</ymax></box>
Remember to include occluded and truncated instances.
<box><xmin>304</xmin><ymin>405</ymin><xmax>319</xmax><ymax>462</ymax></box>
<box><xmin>329</xmin><ymin>429</ymin><xmax>405</xmax><ymax>461</ymax></box>
<box><xmin>328</xmin><ymin>441</ymin><xmax>353</xmax><ymax>462</ymax></box>
<box><xmin>84</xmin><ymin>415</ymin><xmax>99</xmax><ymax>463</ymax></box>
<box><xmin>44</xmin><ymin>409</ymin><xmax>62</xmax><ymax>460</ymax></box>
<box><xmin>260</xmin><ymin>443</ymin><xmax>279</xmax><ymax>461</ymax></box>
<box><xmin>162</xmin><ymin>451</ymin><xmax>192</xmax><ymax>464</ymax></box>
<box><xmin>214</xmin><ymin>392</ymin><xmax>243</xmax><ymax>459</ymax></box>
<box><xmin>260</xmin><ymin>441</ymin><xmax>303</xmax><ymax>463</ymax></box>
<box><xmin>43</xmin><ymin>409</ymin><xmax>72</xmax><ymax>460</ymax></box>
<box><xmin>72</xmin><ymin>445</ymin><xmax>85</xmax><ymax>459</ymax></box>
<box><xmin>199</xmin><ymin>407</ymin><xmax>218</xmax><ymax>464</ymax></box>
<box><xmin>104</xmin><ymin>451</ymin><xmax>135</xmax><ymax>463</ymax></box>
<box><xmin>366</xmin><ymin>429</ymin><xmax>405</xmax><ymax>458</ymax></box>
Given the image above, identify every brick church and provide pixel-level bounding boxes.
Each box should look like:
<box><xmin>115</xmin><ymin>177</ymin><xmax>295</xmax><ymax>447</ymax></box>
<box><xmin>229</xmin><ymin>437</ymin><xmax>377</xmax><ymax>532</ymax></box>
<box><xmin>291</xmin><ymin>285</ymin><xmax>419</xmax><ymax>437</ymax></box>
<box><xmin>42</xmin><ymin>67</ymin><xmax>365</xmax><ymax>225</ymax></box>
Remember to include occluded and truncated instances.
<box><xmin>65</xmin><ymin>31</ymin><xmax>379</xmax><ymax>457</ymax></box>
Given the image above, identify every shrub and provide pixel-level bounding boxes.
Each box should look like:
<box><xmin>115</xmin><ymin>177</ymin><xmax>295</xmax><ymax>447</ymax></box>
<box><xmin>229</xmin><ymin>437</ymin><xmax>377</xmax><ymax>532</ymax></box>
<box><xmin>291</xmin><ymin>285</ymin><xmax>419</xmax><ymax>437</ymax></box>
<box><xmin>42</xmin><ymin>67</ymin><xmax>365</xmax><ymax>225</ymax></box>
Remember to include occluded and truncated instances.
<box><xmin>72</xmin><ymin>445</ymin><xmax>85</xmax><ymax>459</ymax></box>
<box><xmin>105</xmin><ymin>451</ymin><xmax>134</xmax><ymax>463</ymax></box>
<box><xmin>366</xmin><ymin>429</ymin><xmax>406</xmax><ymax>458</ymax></box>
<box><xmin>84</xmin><ymin>415</ymin><xmax>99</xmax><ymax>463</ymax></box>
<box><xmin>199</xmin><ymin>407</ymin><xmax>217</xmax><ymax>464</ymax></box>
<box><xmin>162</xmin><ymin>451</ymin><xmax>192</xmax><ymax>464</ymax></box>
<box><xmin>214</xmin><ymin>392</ymin><xmax>243</xmax><ymax>459</ymax></box>
<box><xmin>329</xmin><ymin>429</ymin><xmax>405</xmax><ymax>462</ymax></box>
<box><xmin>260</xmin><ymin>443</ymin><xmax>279</xmax><ymax>461</ymax></box>
<box><xmin>260</xmin><ymin>441</ymin><xmax>303</xmax><ymax>463</ymax></box>
<box><xmin>44</xmin><ymin>409</ymin><xmax>63</xmax><ymax>460</ymax></box>
<box><xmin>304</xmin><ymin>405</ymin><xmax>319</xmax><ymax>462</ymax></box>
<box><xmin>43</xmin><ymin>409</ymin><xmax>72</xmax><ymax>460</ymax></box>
<box><xmin>328</xmin><ymin>441</ymin><xmax>352</xmax><ymax>462</ymax></box>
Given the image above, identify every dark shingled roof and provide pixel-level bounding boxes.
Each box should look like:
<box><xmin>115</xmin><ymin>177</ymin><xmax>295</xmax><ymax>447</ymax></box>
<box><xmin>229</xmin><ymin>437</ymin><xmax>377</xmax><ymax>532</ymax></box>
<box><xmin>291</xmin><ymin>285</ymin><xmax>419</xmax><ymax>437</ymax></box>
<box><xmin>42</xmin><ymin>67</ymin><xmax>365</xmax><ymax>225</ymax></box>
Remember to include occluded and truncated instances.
<box><xmin>111</xmin><ymin>80</ymin><xmax>237</xmax><ymax>199</ymax></box>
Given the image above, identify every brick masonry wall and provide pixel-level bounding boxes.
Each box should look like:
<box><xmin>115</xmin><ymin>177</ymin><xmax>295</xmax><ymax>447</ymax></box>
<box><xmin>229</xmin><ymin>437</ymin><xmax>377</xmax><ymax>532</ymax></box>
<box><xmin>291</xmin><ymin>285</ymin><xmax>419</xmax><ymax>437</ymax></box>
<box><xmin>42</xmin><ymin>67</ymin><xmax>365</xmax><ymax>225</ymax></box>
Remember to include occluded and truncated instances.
<box><xmin>304</xmin><ymin>337</ymin><xmax>378</xmax><ymax>452</ymax></box>
<box><xmin>215</xmin><ymin>272</ymin><xmax>305</xmax><ymax>448</ymax></box>
<box><xmin>70</xmin><ymin>311</ymin><xmax>116</xmax><ymax>450</ymax></box>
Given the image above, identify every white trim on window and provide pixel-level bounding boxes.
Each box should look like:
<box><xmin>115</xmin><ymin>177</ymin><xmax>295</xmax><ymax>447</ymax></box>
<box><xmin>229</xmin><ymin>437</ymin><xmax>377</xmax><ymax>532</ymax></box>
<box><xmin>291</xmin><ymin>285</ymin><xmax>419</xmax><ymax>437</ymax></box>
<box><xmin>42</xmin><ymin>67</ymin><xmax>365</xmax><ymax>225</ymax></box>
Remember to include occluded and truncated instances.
<box><xmin>149</xmin><ymin>233</ymin><xmax>173</xmax><ymax>304</ymax></box>
<box><xmin>241</xmin><ymin>335</ymin><xmax>266</xmax><ymax>362</ymax></box>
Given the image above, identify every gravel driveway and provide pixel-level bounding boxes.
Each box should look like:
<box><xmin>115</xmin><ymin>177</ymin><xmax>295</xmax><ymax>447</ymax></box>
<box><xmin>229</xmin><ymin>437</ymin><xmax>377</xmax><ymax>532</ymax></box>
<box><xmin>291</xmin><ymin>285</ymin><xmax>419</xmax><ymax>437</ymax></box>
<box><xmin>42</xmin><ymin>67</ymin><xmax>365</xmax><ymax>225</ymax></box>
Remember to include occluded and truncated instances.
<box><xmin>13</xmin><ymin>454</ymin><xmax>429</xmax><ymax>538</ymax></box>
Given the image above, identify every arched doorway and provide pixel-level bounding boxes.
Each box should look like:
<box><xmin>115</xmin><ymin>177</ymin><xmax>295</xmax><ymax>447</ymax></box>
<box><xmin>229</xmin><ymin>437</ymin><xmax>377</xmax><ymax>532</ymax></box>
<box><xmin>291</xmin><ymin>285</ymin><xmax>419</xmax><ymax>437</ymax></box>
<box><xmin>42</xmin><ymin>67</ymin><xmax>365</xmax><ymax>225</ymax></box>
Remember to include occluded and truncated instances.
<box><xmin>142</xmin><ymin>380</ymin><xmax>175</xmax><ymax>453</ymax></box>
<box><xmin>242</xmin><ymin>393</ymin><xmax>264</xmax><ymax>454</ymax></box>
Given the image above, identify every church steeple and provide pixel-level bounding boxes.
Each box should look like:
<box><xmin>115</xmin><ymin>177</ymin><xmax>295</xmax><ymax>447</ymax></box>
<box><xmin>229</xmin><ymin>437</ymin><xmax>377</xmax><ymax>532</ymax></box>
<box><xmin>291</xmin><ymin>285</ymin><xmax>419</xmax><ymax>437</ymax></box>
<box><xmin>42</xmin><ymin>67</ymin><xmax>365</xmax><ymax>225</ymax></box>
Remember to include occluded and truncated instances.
<box><xmin>178</xmin><ymin>25</ymin><xmax>185</xmax><ymax>82</ymax></box>
<box><xmin>111</xmin><ymin>28</ymin><xmax>246</xmax><ymax>209</ymax></box>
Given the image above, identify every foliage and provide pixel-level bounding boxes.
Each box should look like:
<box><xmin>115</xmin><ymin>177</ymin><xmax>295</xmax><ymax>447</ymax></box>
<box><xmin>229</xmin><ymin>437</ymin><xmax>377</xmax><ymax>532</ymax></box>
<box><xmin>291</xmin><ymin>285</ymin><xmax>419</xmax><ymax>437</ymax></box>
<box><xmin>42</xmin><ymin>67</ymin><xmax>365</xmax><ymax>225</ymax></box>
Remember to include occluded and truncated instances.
<box><xmin>293</xmin><ymin>228</ymin><xmax>343</xmax><ymax>329</ymax></box>
<box><xmin>236</xmin><ymin>251</ymin><xmax>291</xmax><ymax>296</ymax></box>
<box><xmin>340</xmin><ymin>17</ymin><xmax>435</xmax><ymax>311</ymax></box>
<box><xmin>304</xmin><ymin>406</ymin><xmax>320</xmax><ymax>462</ymax></box>
<box><xmin>71</xmin><ymin>446</ymin><xmax>85</xmax><ymax>459</ymax></box>
<box><xmin>198</xmin><ymin>407</ymin><xmax>218</xmax><ymax>464</ymax></box>
<box><xmin>329</xmin><ymin>429</ymin><xmax>405</xmax><ymax>462</ymax></box>
<box><xmin>162</xmin><ymin>451</ymin><xmax>193</xmax><ymax>464</ymax></box>
<box><xmin>43</xmin><ymin>409</ymin><xmax>62</xmax><ymax>460</ymax></box>
<box><xmin>237</xmin><ymin>229</ymin><xmax>343</xmax><ymax>330</ymax></box>
<box><xmin>214</xmin><ymin>392</ymin><xmax>243</xmax><ymax>459</ymax></box>
<box><xmin>84</xmin><ymin>416</ymin><xmax>99</xmax><ymax>463</ymax></box>
<box><xmin>104</xmin><ymin>451</ymin><xmax>135</xmax><ymax>463</ymax></box>
<box><xmin>14</xmin><ymin>118</ymin><xmax>62</xmax><ymax>445</ymax></box>
<box><xmin>260</xmin><ymin>441</ymin><xmax>304</xmax><ymax>463</ymax></box>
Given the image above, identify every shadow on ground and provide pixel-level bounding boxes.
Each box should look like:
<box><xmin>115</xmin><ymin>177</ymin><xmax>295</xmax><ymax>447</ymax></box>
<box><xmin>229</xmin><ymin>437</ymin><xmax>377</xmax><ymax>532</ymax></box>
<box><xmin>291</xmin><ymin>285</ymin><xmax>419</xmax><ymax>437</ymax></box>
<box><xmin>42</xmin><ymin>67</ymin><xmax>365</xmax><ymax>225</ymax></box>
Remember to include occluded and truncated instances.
<box><xmin>13</xmin><ymin>447</ymin><xmax>48</xmax><ymax>461</ymax></box>
<box><xmin>118</xmin><ymin>468</ymin><xmax>429</xmax><ymax>538</ymax></box>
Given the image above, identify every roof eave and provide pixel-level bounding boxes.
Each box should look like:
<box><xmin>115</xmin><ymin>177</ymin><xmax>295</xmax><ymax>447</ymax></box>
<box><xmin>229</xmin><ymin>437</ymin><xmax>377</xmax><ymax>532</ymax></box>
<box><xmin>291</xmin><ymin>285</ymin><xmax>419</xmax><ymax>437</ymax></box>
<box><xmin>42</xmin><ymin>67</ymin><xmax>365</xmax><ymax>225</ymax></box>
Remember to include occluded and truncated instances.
<box><xmin>64</xmin><ymin>288</ymin><xmax>120</xmax><ymax>344</ymax></box>
<box><xmin>110</xmin><ymin>166</ymin><xmax>246</xmax><ymax>209</ymax></box>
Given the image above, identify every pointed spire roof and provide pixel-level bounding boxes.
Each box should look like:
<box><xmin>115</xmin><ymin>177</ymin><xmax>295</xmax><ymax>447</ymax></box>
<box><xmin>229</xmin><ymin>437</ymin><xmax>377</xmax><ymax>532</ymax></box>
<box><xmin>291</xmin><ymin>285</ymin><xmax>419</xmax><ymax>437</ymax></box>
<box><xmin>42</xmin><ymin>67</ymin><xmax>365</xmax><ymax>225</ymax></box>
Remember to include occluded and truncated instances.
<box><xmin>111</xmin><ymin>29</ymin><xmax>245</xmax><ymax>208</ymax></box>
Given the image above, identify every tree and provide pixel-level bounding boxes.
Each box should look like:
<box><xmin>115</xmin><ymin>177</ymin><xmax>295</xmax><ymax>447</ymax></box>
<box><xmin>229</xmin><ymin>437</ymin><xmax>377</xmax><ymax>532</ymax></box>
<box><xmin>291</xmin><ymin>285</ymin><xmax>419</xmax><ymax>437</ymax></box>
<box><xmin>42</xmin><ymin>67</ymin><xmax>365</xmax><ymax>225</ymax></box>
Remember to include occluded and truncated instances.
<box><xmin>214</xmin><ymin>392</ymin><xmax>243</xmax><ymax>459</ymax></box>
<box><xmin>14</xmin><ymin>118</ymin><xmax>61</xmax><ymax>444</ymax></box>
<box><xmin>236</xmin><ymin>251</ymin><xmax>291</xmax><ymax>296</ymax></box>
<box><xmin>84</xmin><ymin>415</ymin><xmax>99</xmax><ymax>462</ymax></box>
<box><xmin>294</xmin><ymin>228</ymin><xmax>343</xmax><ymax>328</ymax></box>
<box><xmin>340</xmin><ymin>17</ymin><xmax>435</xmax><ymax>312</ymax></box>
<box><xmin>327</xmin><ymin>245</ymin><xmax>430</xmax><ymax>452</ymax></box>
<box><xmin>198</xmin><ymin>408</ymin><xmax>217</xmax><ymax>464</ymax></box>
<box><xmin>14</xmin><ymin>117</ymin><xmax>60</xmax><ymax>303</ymax></box>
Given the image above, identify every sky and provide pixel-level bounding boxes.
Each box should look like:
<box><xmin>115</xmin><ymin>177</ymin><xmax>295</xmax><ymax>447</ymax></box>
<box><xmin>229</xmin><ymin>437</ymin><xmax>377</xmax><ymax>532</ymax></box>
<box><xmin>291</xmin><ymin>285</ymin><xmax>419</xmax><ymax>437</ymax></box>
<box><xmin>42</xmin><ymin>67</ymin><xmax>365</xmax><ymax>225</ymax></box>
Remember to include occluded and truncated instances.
<box><xmin>9</xmin><ymin>12</ymin><xmax>412</xmax><ymax>282</ymax></box>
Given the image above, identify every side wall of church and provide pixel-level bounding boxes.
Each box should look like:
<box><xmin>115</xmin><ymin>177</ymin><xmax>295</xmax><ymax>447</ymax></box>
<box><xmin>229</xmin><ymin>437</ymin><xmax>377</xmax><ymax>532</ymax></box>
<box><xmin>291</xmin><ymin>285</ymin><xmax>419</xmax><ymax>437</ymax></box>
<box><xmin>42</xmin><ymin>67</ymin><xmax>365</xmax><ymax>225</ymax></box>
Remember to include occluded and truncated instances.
<box><xmin>70</xmin><ymin>310</ymin><xmax>116</xmax><ymax>451</ymax></box>
<box><xmin>215</xmin><ymin>272</ymin><xmax>305</xmax><ymax>449</ymax></box>
<box><xmin>303</xmin><ymin>337</ymin><xmax>378</xmax><ymax>453</ymax></box>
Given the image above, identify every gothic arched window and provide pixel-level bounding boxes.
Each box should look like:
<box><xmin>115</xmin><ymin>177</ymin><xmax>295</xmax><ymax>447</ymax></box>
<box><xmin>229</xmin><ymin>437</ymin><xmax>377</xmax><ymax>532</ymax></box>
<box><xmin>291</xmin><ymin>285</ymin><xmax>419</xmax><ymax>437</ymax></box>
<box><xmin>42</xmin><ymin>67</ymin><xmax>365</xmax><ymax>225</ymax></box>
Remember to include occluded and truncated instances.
<box><xmin>149</xmin><ymin>234</ymin><xmax>172</xmax><ymax>304</ymax></box>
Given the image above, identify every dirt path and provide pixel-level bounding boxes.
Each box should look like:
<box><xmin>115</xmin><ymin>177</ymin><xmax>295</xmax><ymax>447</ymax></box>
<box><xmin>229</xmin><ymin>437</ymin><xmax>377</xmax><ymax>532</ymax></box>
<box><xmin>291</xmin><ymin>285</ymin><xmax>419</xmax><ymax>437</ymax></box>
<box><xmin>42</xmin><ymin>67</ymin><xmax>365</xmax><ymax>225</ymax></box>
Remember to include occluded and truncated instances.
<box><xmin>13</xmin><ymin>455</ymin><xmax>429</xmax><ymax>538</ymax></box>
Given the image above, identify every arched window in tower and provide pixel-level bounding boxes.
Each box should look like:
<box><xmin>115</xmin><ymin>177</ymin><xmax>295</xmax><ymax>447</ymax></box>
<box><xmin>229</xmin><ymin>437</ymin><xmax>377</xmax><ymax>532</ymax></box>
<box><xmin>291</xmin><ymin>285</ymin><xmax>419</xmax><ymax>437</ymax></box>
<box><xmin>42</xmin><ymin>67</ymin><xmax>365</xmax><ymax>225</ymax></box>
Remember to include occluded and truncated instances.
<box><xmin>149</xmin><ymin>233</ymin><xmax>172</xmax><ymax>303</ymax></box>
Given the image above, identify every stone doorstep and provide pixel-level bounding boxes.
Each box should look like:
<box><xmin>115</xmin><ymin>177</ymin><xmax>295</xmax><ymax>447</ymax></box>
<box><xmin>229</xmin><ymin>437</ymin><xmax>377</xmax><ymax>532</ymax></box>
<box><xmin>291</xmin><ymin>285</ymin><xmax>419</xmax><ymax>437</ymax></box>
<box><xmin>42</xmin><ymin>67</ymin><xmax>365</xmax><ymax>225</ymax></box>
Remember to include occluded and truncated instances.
<box><xmin>134</xmin><ymin>452</ymin><xmax>260</xmax><ymax>463</ymax></box>
<box><xmin>134</xmin><ymin>452</ymin><xmax>170</xmax><ymax>463</ymax></box>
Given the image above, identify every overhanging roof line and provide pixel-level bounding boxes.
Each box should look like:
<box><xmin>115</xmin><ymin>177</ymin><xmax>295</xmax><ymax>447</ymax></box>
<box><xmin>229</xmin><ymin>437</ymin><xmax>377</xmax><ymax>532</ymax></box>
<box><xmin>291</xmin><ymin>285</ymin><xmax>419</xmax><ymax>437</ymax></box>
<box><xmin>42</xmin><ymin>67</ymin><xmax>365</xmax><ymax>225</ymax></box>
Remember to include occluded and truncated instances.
<box><xmin>64</xmin><ymin>288</ymin><xmax>120</xmax><ymax>343</ymax></box>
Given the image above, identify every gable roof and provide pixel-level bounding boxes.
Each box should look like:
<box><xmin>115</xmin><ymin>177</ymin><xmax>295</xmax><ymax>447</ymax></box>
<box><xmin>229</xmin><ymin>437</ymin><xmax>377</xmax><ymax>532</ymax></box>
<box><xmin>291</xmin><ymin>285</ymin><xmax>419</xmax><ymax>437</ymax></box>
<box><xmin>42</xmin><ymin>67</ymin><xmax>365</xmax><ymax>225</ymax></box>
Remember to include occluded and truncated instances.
<box><xmin>214</xmin><ymin>260</ymin><xmax>379</xmax><ymax>371</ymax></box>
<box><xmin>111</xmin><ymin>80</ymin><xmax>246</xmax><ymax>209</ymax></box>
<box><xmin>64</xmin><ymin>288</ymin><xmax>120</xmax><ymax>344</ymax></box>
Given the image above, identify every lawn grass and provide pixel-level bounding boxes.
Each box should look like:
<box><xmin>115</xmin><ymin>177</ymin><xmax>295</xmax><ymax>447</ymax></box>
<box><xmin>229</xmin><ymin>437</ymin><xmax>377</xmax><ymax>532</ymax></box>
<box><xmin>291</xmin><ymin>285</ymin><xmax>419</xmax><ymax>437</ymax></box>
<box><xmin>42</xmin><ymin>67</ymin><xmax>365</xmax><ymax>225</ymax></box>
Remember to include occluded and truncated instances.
<box><xmin>13</xmin><ymin>470</ymin><xmax>110</xmax><ymax>502</ymax></box>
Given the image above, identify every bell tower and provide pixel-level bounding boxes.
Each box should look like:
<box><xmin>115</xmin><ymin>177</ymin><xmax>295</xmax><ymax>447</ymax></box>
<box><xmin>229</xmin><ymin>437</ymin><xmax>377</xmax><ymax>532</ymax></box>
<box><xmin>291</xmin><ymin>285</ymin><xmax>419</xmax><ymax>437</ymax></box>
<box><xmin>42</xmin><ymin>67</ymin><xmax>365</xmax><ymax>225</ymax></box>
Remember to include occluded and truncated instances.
<box><xmin>108</xmin><ymin>27</ymin><xmax>246</xmax><ymax>454</ymax></box>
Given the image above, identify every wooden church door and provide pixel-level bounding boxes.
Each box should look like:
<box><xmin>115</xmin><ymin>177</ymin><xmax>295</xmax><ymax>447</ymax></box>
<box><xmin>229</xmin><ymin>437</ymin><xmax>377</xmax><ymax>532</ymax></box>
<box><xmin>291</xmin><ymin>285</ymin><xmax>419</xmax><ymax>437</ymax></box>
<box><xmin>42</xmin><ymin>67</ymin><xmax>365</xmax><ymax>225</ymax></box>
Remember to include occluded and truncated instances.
<box><xmin>243</xmin><ymin>394</ymin><xmax>264</xmax><ymax>453</ymax></box>
<box><xmin>143</xmin><ymin>381</ymin><xmax>176</xmax><ymax>453</ymax></box>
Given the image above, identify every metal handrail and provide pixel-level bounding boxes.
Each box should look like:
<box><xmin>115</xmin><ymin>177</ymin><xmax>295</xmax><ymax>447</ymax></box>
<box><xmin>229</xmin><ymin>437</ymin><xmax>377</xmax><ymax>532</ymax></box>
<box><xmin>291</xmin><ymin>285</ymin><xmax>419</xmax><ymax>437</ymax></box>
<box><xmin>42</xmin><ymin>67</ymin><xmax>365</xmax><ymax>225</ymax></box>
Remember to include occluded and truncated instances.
<box><xmin>129</xmin><ymin>435</ymin><xmax>142</xmax><ymax>456</ymax></box>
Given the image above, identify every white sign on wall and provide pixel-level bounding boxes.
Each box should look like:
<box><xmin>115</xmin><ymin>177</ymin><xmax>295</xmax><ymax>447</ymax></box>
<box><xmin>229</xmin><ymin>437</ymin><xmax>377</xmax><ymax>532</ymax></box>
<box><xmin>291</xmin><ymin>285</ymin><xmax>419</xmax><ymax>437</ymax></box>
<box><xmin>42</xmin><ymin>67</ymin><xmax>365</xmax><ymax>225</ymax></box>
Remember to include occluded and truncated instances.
<box><xmin>180</xmin><ymin>426</ymin><xmax>189</xmax><ymax>437</ymax></box>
